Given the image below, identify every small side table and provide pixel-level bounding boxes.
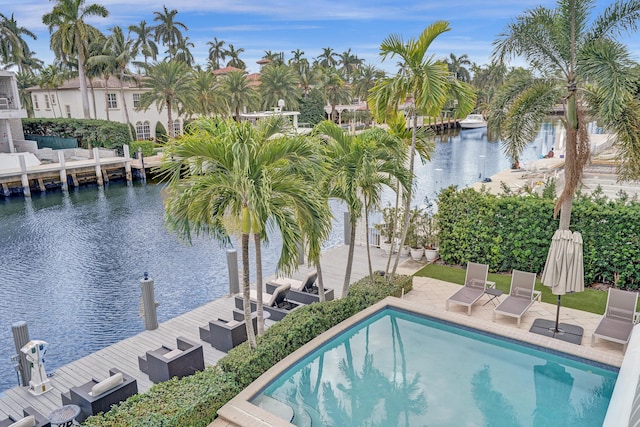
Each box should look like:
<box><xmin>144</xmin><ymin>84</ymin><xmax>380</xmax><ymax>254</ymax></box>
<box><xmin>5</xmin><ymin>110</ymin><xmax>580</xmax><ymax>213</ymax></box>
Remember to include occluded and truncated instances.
<box><xmin>483</xmin><ymin>288</ymin><xmax>504</xmax><ymax>306</ymax></box>
<box><xmin>49</xmin><ymin>404</ymin><xmax>81</xmax><ymax>427</ymax></box>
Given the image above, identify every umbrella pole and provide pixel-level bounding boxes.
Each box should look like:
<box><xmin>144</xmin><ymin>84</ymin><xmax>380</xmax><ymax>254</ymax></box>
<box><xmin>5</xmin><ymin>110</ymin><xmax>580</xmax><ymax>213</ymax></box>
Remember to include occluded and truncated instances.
<box><xmin>554</xmin><ymin>295</ymin><xmax>561</xmax><ymax>333</ymax></box>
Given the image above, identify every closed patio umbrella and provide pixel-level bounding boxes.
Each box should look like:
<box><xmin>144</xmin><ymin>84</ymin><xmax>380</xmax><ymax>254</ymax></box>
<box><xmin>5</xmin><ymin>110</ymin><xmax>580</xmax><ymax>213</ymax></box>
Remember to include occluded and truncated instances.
<box><xmin>532</xmin><ymin>230</ymin><xmax>585</xmax><ymax>344</ymax></box>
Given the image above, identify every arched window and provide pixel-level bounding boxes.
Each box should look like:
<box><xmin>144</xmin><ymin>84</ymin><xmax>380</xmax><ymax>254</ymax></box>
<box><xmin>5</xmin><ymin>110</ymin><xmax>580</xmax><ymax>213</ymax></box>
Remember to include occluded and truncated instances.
<box><xmin>173</xmin><ymin>120</ymin><xmax>181</xmax><ymax>136</ymax></box>
<box><xmin>136</xmin><ymin>121</ymin><xmax>151</xmax><ymax>140</ymax></box>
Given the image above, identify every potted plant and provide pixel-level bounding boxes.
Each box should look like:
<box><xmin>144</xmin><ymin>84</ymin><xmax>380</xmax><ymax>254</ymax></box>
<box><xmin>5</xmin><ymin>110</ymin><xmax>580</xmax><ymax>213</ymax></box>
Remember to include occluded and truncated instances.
<box><xmin>423</xmin><ymin>208</ymin><xmax>439</xmax><ymax>262</ymax></box>
<box><xmin>375</xmin><ymin>205</ymin><xmax>398</xmax><ymax>254</ymax></box>
<box><xmin>406</xmin><ymin>208</ymin><xmax>425</xmax><ymax>261</ymax></box>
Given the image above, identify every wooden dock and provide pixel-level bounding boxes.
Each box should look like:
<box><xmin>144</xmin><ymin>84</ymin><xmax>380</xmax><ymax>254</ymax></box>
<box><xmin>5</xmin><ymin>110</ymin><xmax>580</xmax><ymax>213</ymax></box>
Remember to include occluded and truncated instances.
<box><xmin>0</xmin><ymin>244</ymin><xmax>420</xmax><ymax>421</ymax></box>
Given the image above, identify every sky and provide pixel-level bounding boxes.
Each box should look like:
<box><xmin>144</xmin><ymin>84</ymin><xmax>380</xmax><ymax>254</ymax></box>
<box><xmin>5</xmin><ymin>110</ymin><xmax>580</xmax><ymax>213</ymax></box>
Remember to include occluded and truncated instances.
<box><xmin>2</xmin><ymin>0</ymin><xmax>638</xmax><ymax>74</ymax></box>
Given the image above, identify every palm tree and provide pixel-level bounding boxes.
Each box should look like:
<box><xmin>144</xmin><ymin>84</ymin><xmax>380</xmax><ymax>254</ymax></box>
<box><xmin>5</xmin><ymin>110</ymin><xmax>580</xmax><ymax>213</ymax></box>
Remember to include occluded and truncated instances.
<box><xmin>39</xmin><ymin>64</ymin><xmax>66</xmax><ymax>118</ymax></box>
<box><xmin>16</xmin><ymin>71</ymin><xmax>38</xmax><ymax>116</ymax></box>
<box><xmin>90</xmin><ymin>26</ymin><xmax>137</xmax><ymax>139</ymax></box>
<box><xmin>0</xmin><ymin>13</ymin><xmax>37</xmax><ymax>72</ymax></box>
<box><xmin>352</xmin><ymin>63</ymin><xmax>384</xmax><ymax>103</ymax></box>
<box><xmin>445</xmin><ymin>53</ymin><xmax>473</xmax><ymax>82</ymax></box>
<box><xmin>490</xmin><ymin>0</ymin><xmax>640</xmax><ymax>230</ymax></box>
<box><xmin>262</xmin><ymin>50</ymin><xmax>285</xmax><ymax>65</ymax></box>
<box><xmin>225</xmin><ymin>44</ymin><xmax>246</xmax><ymax>69</ymax></box>
<box><xmin>186</xmin><ymin>68</ymin><xmax>228</xmax><ymax>117</ymax></box>
<box><xmin>137</xmin><ymin>60</ymin><xmax>193</xmax><ymax>138</ymax></box>
<box><xmin>128</xmin><ymin>20</ymin><xmax>157</xmax><ymax>68</ymax></box>
<box><xmin>314</xmin><ymin>121</ymin><xmax>411</xmax><ymax>297</ymax></box>
<box><xmin>338</xmin><ymin>48</ymin><xmax>363</xmax><ymax>82</ymax></box>
<box><xmin>220</xmin><ymin>70</ymin><xmax>259</xmax><ymax>120</ymax></box>
<box><xmin>207</xmin><ymin>37</ymin><xmax>225</xmax><ymax>70</ymax></box>
<box><xmin>152</xmin><ymin>5</ymin><xmax>187</xmax><ymax>61</ymax></box>
<box><xmin>316</xmin><ymin>47</ymin><xmax>338</xmax><ymax>69</ymax></box>
<box><xmin>369</xmin><ymin>21</ymin><xmax>476</xmax><ymax>276</ymax></box>
<box><xmin>289</xmin><ymin>49</ymin><xmax>305</xmax><ymax>67</ymax></box>
<box><xmin>42</xmin><ymin>0</ymin><xmax>109</xmax><ymax>119</ymax></box>
<box><xmin>173</xmin><ymin>36</ymin><xmax>195</xmax><ymax>66</ymax></box>
<box><xmin>321</xmin><ymin>69</ymin><xmax>351</xmax><ymax>123</ymax></box>
<box><xmin>158</xmin><ymin>116</ymin><xmax>327</xmax><ymax>346</ymax></box>
<box><xmin>259</xmin><ymin>64</ymin><xmax>301</xmax><ymax>110</ymax></box>
<box><xmin>296</xmin><ymin>62</ymin><xmax>319</xmax><ymax>98</ymax></box>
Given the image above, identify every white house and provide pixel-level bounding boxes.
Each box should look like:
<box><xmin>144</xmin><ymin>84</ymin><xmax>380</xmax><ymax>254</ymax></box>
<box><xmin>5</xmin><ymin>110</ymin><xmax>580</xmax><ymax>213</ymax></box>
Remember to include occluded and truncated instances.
<box><xmin>28</xmin><ymin>76</ymin><xmax>183</xmax><ymax>141</ymax></box>
<box><xmin>0</xmin><ymin>70</ymin><xmax>29</xmax><ymax>154</ymax></box>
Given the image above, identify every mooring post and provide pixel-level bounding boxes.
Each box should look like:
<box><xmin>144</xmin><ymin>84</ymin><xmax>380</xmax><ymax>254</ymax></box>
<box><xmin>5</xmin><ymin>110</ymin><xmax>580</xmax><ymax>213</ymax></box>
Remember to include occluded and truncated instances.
<box><xmin>18</xmin><ymin>155</ymin><xmax>31</xmax><ymax>198</ymax></box>
<box><xmin>123</xmin><ymin>145</ymin><xmax>132</xmax><ymax>185</ymax></box>
<box><xmin>93</xmin><ymin>148</ymin><xmax>103</xmax><ymax>187</ymax></box>
<box><xmin>58</xmin><ymin>151</ymin><xmax>68</xmax><ymax>192</ymax></box>
<box><xmin>11</xmin><ymin>321</ymin><xmax>30</xmax><ymax>386</ymax></box>
<box><xmin>226</xmin><ymin>249</ymin><xmax>240</xmax><ymax>294</ymax></box>
<box><xmin>139</xmin><ymin>272</ymin><xmax>158</xmax><ymax>330</ymax></box>
<box><xmin>138</xmin><ymin>148</ymin><xmax>146</xmax><ymax>182</ymax></box>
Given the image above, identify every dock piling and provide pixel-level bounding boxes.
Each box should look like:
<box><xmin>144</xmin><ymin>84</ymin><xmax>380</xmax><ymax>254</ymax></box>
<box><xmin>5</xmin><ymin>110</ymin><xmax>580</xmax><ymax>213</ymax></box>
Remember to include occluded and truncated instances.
<box><xmin>58</xmin><ymin>152</ymin><xmax>68</xmax><ymax>192</ymax></box>
<box><xmin>18</xmin><ymin>155</ymin><xmax>31</xmax><ymax>197</ymax></box>
<box><xmin>139</xmin><ymin>273</ymin><xmax>159</xmax><ymax>330</ymax></box>
<box><xmin>123</xmin><ymin>145</ymin><xmax>132</xmax><ymax>184</ymax></box>
<box><xmin>11</xmin><ymin>321</ymin><xmax>30</xmax><ymax>386</ymax></box>
<box><xmin>93</xmin><ymin>148</ymin><xmax>103</xmax><ymax>187</ymax></box>
<box><xmin>226</xmin><ymin>249</ymin><xmax>240</xmax><ymax>294</ymax></box>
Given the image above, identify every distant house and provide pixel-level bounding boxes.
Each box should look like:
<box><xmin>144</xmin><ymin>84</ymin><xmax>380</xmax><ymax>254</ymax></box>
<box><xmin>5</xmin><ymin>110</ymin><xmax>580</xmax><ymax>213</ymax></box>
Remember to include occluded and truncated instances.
<box><xmin>28</xmin><ymin>76</ymin><xmax>184</xmax><ymax>141</ymax></box>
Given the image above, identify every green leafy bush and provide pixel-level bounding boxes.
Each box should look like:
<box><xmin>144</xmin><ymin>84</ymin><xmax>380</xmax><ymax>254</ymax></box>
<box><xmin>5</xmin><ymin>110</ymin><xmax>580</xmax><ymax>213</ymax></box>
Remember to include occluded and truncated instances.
<box><xmin>83</xmin><ymin>367</ymin><xmax>240</xmax><ymax>427</ymax></box>
<box><xmin>22</xmin><ymin>118</ymin><xmax>130</xmax><ymax>149</ymax></box>
<box><xmin>82</xmin><ymin>274</ymin><xmax>411</xmax><ymax>426</ymax></box>
<box><xmin>129</xmin><ymin>140</ymin><xmax>155</xmax><ymax>158</ymax></box>
<box><xmin>436</xmin><ymin>186</ymin><xmax>640</xmax><ymax>289</ymax></box>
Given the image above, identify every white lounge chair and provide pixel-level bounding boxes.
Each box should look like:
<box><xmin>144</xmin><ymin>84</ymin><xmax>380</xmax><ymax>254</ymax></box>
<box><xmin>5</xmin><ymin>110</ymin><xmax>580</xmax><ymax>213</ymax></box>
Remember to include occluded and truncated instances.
<box><xmin>269</xmin><ymin>270</ymin><xmax>317</xmax><ymax>292</ymax></box>
<box><xmin>446</xmin><ymin>262</ymin><xmax>489</xmax><ymax>315</ymax></box>
<box><xmin>493</xmin><ymin>270</ymin><xmax>541</xmax><ymax>327</ymax></box>
<box><xmin>592</xmin><ymin>288</ymin><xmax>638</xmax><ymax>353</ymax></box>
<box><xmin>249</xmin><ymin>283</ymin><xmax>291</xmax><ymax>307</ymax></box>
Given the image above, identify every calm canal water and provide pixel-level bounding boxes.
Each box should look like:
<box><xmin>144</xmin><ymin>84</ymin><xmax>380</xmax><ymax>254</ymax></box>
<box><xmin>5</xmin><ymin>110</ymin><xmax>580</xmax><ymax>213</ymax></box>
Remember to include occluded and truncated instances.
<box><xmin>0</xmin><ymin>125</ymin><xmax>551</xmax><ymax>393</ymax></box>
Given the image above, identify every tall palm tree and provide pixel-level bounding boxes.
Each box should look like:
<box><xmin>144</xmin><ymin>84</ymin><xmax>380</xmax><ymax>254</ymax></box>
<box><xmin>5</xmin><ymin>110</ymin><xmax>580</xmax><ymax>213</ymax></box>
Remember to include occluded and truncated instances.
<box><xmin>314</xmin><ymin>121</ymin><xmax>411</xmax><ymax>297</ymax></box>
<box><xmin>220</xmin><ymin>70</ymin><xmax>259</xmax><ymax>120</ymax></box>
<box><xmin>259</xmin><ymin>64</ymin><xmax>301</xmax><ymax>110</ymax></box>
<box><xmin>369</xmin><ymin>21</ymin><xmax>476</xmax><ymax>276</ymax></box>
<box><xmin>352</xmin><ymin>63</ymin><xmax>384</xmax><ymax>103</ymax></box>
<box><xmin>296</xmin><ymin>62</ymin><xmax>319</xmax><ymax>98</ymax></box>
<box><xmin>491</xmin><ymin>0</ymin><xmax>640</xmax><ymax>230</ymax></box>
<box><xmin>225</xmin><ymin>44</ymin><xmax>246</xmax><ymax>69</ymax></box>
<box><xmin>173</xmin><ymin>36</ymin><xmax>194</xmax><ymax>66</ymax></box>
<box><xmin>316</xmin><ymin>47</ymin><xmax>338</xmax><ymax>69</ymax></box>
<box><xmin>289</xmin><ymin>49</ymin><xmax>305</xmax><ymax>67</ymax></box>
<box><xmin>43</xmin><ymin>0</ymin><xmax>109</xmax><ymax>119</ymax></box>
<box><xmin>158</xmin><ymin>117</ymin><xmax>327</xmax><ymax>346</ymax></box>
<box><xmin>207</xmin><ymin>37</ymin><xmax>225</xmax><ymax>70</ymax></box>
<box><xmin>0</xmin><ymin>13</ymin><xmax>37</xmax><ymax>72</ymax></box>
<box><xmin>321</xmin><ymin>69</ymin><xmax>351</xmax><ymax>123</ymax></box>
<box><xmin>186</xmin><ymin>68</ymin><xmax>228</xmax><ymax>117</ymax></box>
<box><xmin>137</xmin><ymin>60</ymin><xmax>193</xmax><ymax>138</ymax></box>
<box><xmin>90</xmin><ymin>26</ymin><xmax>137</xmax><ymax>139</ymax></box>
<box><xmin>338</xmin><ymin>48</ymin><xmax>363</xmax><ymax>83</ymax></box>
<box><xmin>152</xmin><ymin>5</ymin><xmax>187</xmax><ymax>61</ymax></box>
<box><xmin>445</xmin><ymin>53</ymin><xmax>473</xmax><ymax>82</ymax></box>
<box><xmin>262</xmin><ymin>50</ymin><xmax>285</xmax><ymax>65</ymax></box>
<box><xmin>16</xmin><ymin>71</ymin><xmax>38</xmax><ymax>116</ymax></box>
<box><xmin>128</xmin><ymin>20</ymin><xmax>157</xmax><ymax>68</ymax></box>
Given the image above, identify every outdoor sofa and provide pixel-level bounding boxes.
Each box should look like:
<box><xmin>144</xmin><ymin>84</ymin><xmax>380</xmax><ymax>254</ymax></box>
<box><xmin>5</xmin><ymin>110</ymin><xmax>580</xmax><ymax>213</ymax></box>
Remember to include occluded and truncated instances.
<box><xmin>0</xmin><ymin>407</ymin><xmax>50</xmax><ymax>427</ymax></box>
<box><xmin>60</xmin><ymin>368</ymin><xmax>138</xmax><ymax>423</ymax></box>
<box><xmin>199</xmin><ymin>310</ymin><xmax>259</xmax><ymax>352</ymax></box>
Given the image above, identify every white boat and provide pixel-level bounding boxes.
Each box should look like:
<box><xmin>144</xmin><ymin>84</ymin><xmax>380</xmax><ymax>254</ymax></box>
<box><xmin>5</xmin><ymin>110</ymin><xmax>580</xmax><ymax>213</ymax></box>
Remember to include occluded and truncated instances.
<box><xmin>459</xmin><ymin>114</ymin><xmax>487</xmax><ymax>129</ymax></box>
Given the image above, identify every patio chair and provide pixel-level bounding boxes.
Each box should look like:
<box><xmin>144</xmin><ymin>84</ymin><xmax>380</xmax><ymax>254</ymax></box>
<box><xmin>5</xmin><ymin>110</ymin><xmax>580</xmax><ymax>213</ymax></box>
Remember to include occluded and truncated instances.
<box><xmin>138</xmin><ymin>336</ymin><xmax>205</xmax><ymax>383</ymax></box>
<box><xmin>249</xmin><ymin>283</ymin><xmax>291</xmax><ymax>307</ymax></box>
<box><xmin>60</xmin><ymin>368</ymin><xmax>138</xmax><ymax>423</ymax></box>
<box><xmin>199</xmin><ymin>311</ymin><xmax>259</xmax><ymax>352</ymax></box>
<box><xmin>269</xmin><ymin>270</ymin><xmax>318</xmax><ymax>292</ymax></box>
<box><xmin>267</xmin><ymin>270</ymin><xmax>335</xmax><ymax>304</ymax></box>
<box><xmin>493</xmin><ymin>270</ymin><xmax>541</xmax><ymax>327</ymax></box>
<box><xmin>0</xmin><ymin>407</ymin><xmax>50</xmax><ymax>427</ymax></box>
<box><xmin>591</xmin><ymin>288</ymin><xmax>639</xmax><ymax>353</ymax></box>
<box><xmin>446</xmin><ymin>262</ymin><xmax>489</xmax><ymax>315</ymax></box>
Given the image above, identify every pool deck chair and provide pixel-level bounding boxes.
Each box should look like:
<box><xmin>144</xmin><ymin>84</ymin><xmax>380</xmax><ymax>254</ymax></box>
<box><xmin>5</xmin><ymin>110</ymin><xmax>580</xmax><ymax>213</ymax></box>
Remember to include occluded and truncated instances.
<box><xmin>592</xmin><ymin>288</ymin><xmax>639</xmax><ymax>353</ymax></box>
<box><xmin>446</xmin><ymin>262</ymin><xmax>489</xmax><ymax>315</ymax></box>
<box><xmin>493</xmin><ymin>270</ymin><xmax>541</xmax><ymax>327</ymax></box>
<box><xmin>250</xmin><ymin>283</ymin><xmax>291</xmax><ymax>308</ymax></box>
<box><xmin>269</xmin><ymin>270</ymin><xmax>317</xmax><ymax>292</ymax></box>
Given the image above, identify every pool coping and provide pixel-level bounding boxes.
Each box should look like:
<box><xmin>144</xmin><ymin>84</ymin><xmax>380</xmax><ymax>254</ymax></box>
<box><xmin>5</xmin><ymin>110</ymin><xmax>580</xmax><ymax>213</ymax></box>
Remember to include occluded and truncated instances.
<box><xmin>216</xmin><ymin>296</ymin><xmax>627</xmax><ymax>426</ymax></box>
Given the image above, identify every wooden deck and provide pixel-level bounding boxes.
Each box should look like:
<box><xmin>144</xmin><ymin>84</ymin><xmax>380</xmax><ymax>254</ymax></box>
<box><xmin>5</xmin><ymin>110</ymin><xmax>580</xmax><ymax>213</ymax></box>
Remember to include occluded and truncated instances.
<box><xmin>0</xmin><ymin>244</ymin><xmax>417</xmax><ymax>421</ymax></box>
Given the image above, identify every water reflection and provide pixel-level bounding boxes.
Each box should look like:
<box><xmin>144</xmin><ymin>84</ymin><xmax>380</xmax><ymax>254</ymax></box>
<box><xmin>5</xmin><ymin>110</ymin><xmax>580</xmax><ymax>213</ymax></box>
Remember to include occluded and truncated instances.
<box><xmin>471</xmin><ymin>365</ymin><xmax>522</xmax><ymax>427</ymax></box>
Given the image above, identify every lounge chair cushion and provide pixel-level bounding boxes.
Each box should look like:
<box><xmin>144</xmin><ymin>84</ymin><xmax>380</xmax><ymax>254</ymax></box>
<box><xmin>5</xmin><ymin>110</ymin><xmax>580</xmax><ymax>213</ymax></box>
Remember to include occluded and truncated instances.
<box><xmin>89</xmin><ymin>372</ymin><xmax>124</xmax><ymax>397</ymax></box>
<box><xmin>226</xmin><ymin>320</ymin><xmax>240</xmax><ymax>327</ymax></box>
<box><xmin>8</xmin><ymin>416</ymin><xmax>36</xmax><ymax>427</ymax></box>
<box><xmin>163</xmin><ymin>348</ymin><xmax>183</xmax><ymax>359</ymax></box>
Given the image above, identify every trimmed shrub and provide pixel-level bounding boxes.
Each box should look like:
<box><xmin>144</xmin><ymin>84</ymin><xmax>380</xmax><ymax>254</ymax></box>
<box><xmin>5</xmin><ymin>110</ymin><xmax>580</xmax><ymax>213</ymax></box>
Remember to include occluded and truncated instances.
<box><xmin>155</xmin><ymin>121</ymin><xmax>167</xmax><ymax>144</ymax></box>
<box><xmin>82</xmin><ymin>274</ymin><xmax>411</xmax><ymax>426</ymax></box>
<box><xmin>22</xmin><ymin>118</ymin><xmax>130</xmax><ymax>149</ymax></box>
<box><xmin>129</xmin><ymin>140</ymin><xmax>155</xmax><ymax>158</ymax></box>
<box><xmin>83</xmin><ymin>367</ymin><xmax>240</xmax><ymax>427</ymax></box>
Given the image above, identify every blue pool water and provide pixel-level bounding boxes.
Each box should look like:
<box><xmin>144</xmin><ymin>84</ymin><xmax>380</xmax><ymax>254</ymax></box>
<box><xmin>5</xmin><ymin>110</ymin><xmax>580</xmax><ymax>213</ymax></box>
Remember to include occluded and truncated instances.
<box><xmin>255</xmin><ymin>308</ymin><xmax>617</xmax><ymax>427</ymax></box>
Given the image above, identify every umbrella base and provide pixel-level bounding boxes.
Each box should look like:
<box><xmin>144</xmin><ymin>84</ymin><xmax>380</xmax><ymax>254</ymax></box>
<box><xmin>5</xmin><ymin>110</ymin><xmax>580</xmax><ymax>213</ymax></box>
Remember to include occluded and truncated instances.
<box><xmin>529</xmin><ymin>319</ymin><xmax>584</xmax><ymax>345</ymax></box>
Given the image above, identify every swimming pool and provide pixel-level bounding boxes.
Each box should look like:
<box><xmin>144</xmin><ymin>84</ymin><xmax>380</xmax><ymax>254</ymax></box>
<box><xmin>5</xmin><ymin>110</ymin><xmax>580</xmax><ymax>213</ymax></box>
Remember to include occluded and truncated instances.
<box><xmin>250</xmin><ymin>306</ymin><xmax>618</xmax><ymax>426</ymax></box>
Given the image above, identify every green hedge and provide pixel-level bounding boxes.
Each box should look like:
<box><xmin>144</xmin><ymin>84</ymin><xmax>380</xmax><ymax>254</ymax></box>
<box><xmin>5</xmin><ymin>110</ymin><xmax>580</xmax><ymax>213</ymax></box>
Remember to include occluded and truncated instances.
<box><xmin>22</xmin><ymin>118</ymin><xmax>130</xmax><ymax>149</ymax></box>
<box><xmin>82</xmin><ymin>274</ymin><xmax>412</xmax><ymax>426</ymax></box>
<box><xmin>129</xmin><ymin>140</ymin><xmax>155</xmax><ymax>158</ymax></box>
<box><xmin>437</xmin><ymin>186</ymin><xmax>640</xmax><ymax>288</ymax></box>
